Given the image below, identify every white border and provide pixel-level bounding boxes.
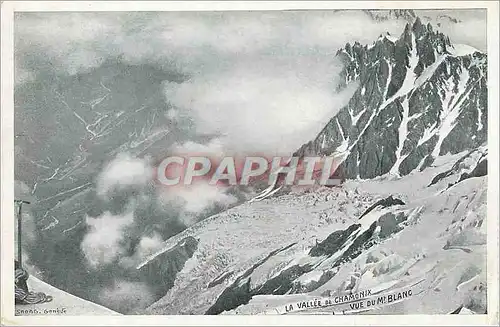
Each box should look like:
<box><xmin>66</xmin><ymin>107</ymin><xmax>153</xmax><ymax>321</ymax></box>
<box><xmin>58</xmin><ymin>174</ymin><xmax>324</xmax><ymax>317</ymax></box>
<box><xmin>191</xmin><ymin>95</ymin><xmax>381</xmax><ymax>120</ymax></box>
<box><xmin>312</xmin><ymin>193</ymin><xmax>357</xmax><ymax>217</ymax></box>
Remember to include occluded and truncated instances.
<box><xmin>1</xmin><ymin>1</ymin><xmax>499</xmax><ymax>326</ymax></box>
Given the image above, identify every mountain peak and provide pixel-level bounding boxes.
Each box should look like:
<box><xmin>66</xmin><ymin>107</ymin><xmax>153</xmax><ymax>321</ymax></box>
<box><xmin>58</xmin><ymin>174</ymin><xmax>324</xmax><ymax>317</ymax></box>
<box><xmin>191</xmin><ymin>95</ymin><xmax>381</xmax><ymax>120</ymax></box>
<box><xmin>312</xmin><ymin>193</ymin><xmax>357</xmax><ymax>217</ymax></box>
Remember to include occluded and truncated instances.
<box><xmin>337</xmin><ymin>18</ymin><xmax>452</xmax><ymax>69</ymax></box>
<box><xmin>401</xmin><ymin>16</ymin><xmax>426</xmax><ymax>40</ymax></box>
<box><xmin>412</xmin><ymin>16</ymin><xmax>425</xmax><ymax>33</ymax></box>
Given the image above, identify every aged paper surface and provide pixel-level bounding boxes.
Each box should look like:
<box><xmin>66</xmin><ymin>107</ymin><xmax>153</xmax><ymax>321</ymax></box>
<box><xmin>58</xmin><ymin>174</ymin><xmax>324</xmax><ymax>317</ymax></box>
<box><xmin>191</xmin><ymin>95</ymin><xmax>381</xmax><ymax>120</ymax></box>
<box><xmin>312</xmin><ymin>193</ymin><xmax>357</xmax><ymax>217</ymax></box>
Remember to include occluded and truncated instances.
<box><xmin>1</xmin><ymin>1</ymin><xmax>499</xmax><ymax>326</ymax></box>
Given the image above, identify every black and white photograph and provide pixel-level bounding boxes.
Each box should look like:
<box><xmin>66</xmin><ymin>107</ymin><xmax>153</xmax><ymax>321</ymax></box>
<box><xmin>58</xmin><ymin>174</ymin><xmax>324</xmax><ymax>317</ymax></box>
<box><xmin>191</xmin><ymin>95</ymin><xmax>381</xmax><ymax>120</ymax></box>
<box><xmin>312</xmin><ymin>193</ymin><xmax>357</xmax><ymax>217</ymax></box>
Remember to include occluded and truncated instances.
<box><xmin>1</xmin><ymin>1</ymin><xmax>499</xmax><ymax>325</ymax></box>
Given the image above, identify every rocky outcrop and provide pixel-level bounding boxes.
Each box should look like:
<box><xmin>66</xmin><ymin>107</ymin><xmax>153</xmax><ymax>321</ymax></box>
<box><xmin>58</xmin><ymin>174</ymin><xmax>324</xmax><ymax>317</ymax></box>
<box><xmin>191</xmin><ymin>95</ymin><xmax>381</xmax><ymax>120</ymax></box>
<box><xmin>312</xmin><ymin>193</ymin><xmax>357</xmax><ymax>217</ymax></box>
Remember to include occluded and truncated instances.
<box><xmin>428</xmin><ymin>145</ymin><xmax>487</xmax><ymax>188</ymax></box>
<box><xmin>138</xmin><ymin>236</ymin><xmax>198</xmax><ymax>300</ymax></box>
<box><xmin>205</xmin><ymin>243</ymin><xmax>297</xmax><ymax>315</ymax></box>
<box><xmin>358</xmin><ymin>195</ymin><xmax>406</xmax><ymax>219</ymax></box>
<box><xmin>309</xmin><ymin>224</ymin><xmax>360</xmax><ymax>257</ymax></box>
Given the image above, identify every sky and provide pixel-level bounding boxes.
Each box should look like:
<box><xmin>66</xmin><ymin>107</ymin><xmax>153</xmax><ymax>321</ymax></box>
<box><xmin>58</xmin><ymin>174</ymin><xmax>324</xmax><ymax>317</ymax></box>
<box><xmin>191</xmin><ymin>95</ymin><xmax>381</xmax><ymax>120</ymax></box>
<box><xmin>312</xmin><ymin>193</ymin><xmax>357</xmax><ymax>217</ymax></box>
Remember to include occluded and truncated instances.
<box><xmin>15</xmin><ymin>9</ymin><xmax>487</xmax><ymax>155</ymax></box>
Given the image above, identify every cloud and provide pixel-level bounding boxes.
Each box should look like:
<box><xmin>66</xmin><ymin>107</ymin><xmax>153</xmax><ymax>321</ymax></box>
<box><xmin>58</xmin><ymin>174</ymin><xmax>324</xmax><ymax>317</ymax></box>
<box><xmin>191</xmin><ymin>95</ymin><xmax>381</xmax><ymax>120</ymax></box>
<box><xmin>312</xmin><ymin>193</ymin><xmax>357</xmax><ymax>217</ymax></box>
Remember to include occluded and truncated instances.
<box><xmin>118</xmin><ymin>231</ymin><xmax>165</xmax><ymax>269</ymax></box>
<box><xmin>98</xmin><ymin>280</ymin><xmax>155</xmax><ymax>314</ymax></box>
<box><xmin>416</xmin><ymin>9</ymin><xmax>487</xmax><ymax>52</ymax></box>
<box><xmin>298</xmin><ymin>11</ymin><xmax>404</xmax><ymax>47</ymax></box>
<box><xmin>96</xmin><ymin>153</ymin><xmax>153</xmax><ymax>198</ymax></box>
<box><xmin>172</xmin><ymin>138</ymin><xmax>226</xmax><ymax>157</ymax></box>
<box><xmin>159</xmin><ymin>183</ymin><xmax>237</xmax><ymax>225</ymax></box>
<box><xmin>81</xmin><ymin>210</ymin><xmax>135</xmax><ymax>269</ymax></box>
<box><xmin>164</xmin><ymin>61</ymin><xmax>358</xmax><ymax>155</ymax></box>
<box><xmin>134</xmin><ymin>232</ymin><xmax>165</xmax><ymax>259</ymax></box>
<box><xmin>15</xmin><ymin>12</ymin><xmax>122</xmax><ymax>76</ymax></box>
<box><xmin>15</xmin><ymin>10</ymin><xmax>487</xmax><ymax>87</ymax></box>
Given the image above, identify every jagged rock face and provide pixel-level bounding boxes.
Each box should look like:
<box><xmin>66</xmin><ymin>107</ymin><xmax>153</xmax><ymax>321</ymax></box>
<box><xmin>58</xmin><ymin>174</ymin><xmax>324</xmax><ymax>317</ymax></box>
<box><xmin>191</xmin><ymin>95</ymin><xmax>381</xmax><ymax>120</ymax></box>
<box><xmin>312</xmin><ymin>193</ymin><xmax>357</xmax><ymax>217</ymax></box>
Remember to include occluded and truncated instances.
<box><xmin>428</xmin><ymin>145</ymin><xmax>487</xmax><ymax>188</ymax></box>
<box><xmin>296</xmin><ymin>18</ymin><xmax>487</xmax><ymax>179</ymax></box>
<box><xmin>137</xmin><ymin>236</ymin><xmax>198</xmax><ymax>302</ymax></box>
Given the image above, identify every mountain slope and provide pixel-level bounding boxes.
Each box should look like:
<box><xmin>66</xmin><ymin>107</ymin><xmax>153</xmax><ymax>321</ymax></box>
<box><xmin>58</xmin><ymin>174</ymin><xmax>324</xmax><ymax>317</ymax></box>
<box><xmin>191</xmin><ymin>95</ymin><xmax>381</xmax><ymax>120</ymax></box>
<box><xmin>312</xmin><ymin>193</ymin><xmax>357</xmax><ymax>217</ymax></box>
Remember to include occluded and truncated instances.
<box><xmin>142</xmin><ymin>150</ymin><xmax>487</xmax><ymax>315</ymax></box>
<box><xmin>295</xmin><ymin>18</ymin><xmax>487</xmax><ymax>179</ymax></box>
